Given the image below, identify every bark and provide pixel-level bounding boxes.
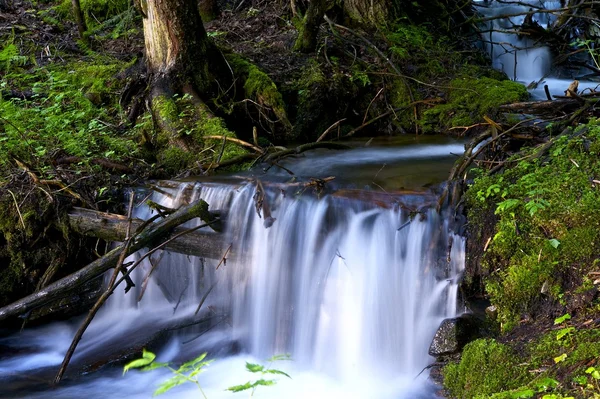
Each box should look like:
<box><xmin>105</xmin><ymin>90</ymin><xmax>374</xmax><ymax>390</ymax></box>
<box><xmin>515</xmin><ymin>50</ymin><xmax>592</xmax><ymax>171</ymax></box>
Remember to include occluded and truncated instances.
<box><xmin>0</xmin><ymin>199</ymin><xmax>215</xmax><ymax>323</ymax></box>
<box><xmin>294</xmin><ymin>0</ymin><xmax>331</xmax><ymax>53</ymax></box>
<box><xmin>343</xmin><ymin>0</ymin><xmax>389</xmax><ymax>25</ymax></box>
<box><xmin>142</xmin><ymin>0</ymin><xmax>226</xmax><ymax>94</ymax></box>
<box><xmin>71</xmin><ymin>0</ymin><xmax>87</xmax><ymax>39</ymax></box>
<box><xmin>68</xmin><ymin>207</ymin><xmax>224</xmax><ymax>259</ymax></box>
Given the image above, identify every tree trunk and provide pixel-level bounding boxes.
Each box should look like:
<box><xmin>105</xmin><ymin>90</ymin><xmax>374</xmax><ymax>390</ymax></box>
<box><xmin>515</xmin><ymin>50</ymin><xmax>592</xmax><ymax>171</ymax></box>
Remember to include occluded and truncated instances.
<box><xmin>294</xmin><ymin>0</ymin><xmax>331</xmax><ymax>53</ymax></box>
<box><xmin>343</xmin><ymin>0</ymin><xmax>390</xmax><ymax>25</ymax></box>
<box><xmin>71</xmin><ymin>0</ymin><xmax>87</xmax><ymax>40</ymax></box>
<box><xmin>142</xmin><ymin>0</ymin><xmax>225</xmax><ymax>94</ymax></box>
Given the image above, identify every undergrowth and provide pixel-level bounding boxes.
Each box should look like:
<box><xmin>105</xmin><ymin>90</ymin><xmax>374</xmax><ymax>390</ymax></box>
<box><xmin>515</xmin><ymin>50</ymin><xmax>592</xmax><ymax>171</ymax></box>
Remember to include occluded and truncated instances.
<box><xmin>0</xmin><ymin>56</ymin><xmax>138</xmax><ymax>177</ymax></box>
<box><xmin>466</xmin><ymin>122</ymin><xmax>600</xmax><ymax>331</ymax></box>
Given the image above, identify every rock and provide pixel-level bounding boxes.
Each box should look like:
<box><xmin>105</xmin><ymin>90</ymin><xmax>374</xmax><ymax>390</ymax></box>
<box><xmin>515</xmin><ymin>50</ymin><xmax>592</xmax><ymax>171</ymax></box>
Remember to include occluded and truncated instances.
<box><xmin>485</xmin><ymin>305</ymin><xmax>498</xmax><ymax>320</ymax></box>
<box><xmin>428</xmin><ymin>314</ymin><xmax>482</xmax><ymax>357</ymax></box>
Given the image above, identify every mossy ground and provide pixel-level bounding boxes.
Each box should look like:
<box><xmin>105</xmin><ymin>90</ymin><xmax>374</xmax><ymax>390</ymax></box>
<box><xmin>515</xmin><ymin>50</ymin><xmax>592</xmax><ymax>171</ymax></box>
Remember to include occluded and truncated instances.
<box><xmin>465</xmin><ymin>123</ymin><xmax>600</xmax><ymax>331</ymax></box>
<box><xmin>446</xmin><ymin>121</ymin><xmax>600</xmax><ymax>399</ymax></box>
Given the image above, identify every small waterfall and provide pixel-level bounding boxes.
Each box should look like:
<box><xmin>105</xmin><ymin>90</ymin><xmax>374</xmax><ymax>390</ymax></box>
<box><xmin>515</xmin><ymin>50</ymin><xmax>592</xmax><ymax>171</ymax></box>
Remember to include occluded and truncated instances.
<box><xmin>476</xmin><ymin>0</ymin><xmax>598</xmax><ymax>98</ymax></box>
<box><xmin>99</xmin><ymin>179</ymin><xmax>465</xmax><ymax>396</ymax></box>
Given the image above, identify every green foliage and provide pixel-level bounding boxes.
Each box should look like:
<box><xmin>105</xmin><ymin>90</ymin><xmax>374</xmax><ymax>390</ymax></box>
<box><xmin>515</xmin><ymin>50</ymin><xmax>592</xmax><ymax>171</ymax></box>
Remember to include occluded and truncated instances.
<box><xmin>444</xmin><ymin>339</ymin><xmax>527</xmax><ymax>399</ymax></box>
<box><xmin>465</xmin><ymin>124</ymin><xmax>600</xmax><ymax>330</ymax></box>
<box><xmin>0</xmin><ymin>57</ymin><xmax>137</xmax><ymax>175</ymax></box>
<box><xmin>124</xmin><ymin>351</ymin><xmax>291</xmax><ymax>397</ymax></box>
<box><xmin>56</xmin><ymin>0</ymin><xmax>129</xmax><ymax>28</ymax></box>
<box><xmin>226</xmin><ymin>355</ymin><xmax>292</xmax><ymax>396</ymax></box>
<box><xmin>0</xmin><ymin>41</ymin><xmax>29</xmax><ymax>73</ymax></box>
<box><xmin>421</xmin><ymin>77</ymin><xmax>529</xmax><ymax>132</ymax></box>
<box><xmin>124</xmin><ymin>350</ymin><xmax>212</xmax><ymax>397</ymax></box>
<box><xmin>387</xmin><ymin>23</ymin><xmax>434</xmax><ymax>60</ymax></box>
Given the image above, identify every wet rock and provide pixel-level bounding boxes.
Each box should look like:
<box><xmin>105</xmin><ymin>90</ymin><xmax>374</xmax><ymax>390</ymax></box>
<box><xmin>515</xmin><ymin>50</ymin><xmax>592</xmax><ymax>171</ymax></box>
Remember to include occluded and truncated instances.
<box><xmin>428</xmin><ymin>314</ymin><xmax>482</xmax><ymax>357</ymax></box>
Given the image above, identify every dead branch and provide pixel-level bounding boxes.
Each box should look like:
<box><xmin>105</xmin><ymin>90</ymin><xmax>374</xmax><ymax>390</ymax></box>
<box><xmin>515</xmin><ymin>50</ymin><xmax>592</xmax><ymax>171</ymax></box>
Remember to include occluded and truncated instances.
<box><xmin>0</xmin><ymin>199</ymin><xmax>215</xmax><ymax>323</ymax></box>
<box><xmin>203</xmin><ymin>135</ymin><xmax>265</xmax><ymax>153</ymax></box>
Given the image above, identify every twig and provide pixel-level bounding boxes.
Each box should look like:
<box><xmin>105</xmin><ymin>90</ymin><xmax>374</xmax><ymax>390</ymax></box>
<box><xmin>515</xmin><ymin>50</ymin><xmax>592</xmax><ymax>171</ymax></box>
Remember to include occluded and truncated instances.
<box><xmin>54</xmin><ymin>192</ymin><xmax>136</xmax><ymax>385</ymax></box>
<box><xmin>215</xmin><ymin>244</ymin><xmax>232</xmax><ymax>270</ymax></box>
<box><xmin>363</xmin><ymin>87</ymin><xmax>384</xmax><ymax>124</ymax></box>
<box><xmin>194</xmin><ymin>282</ymin><xmax>217</xmax><ymax>315</ymax></box>
<box><xmin>316</xmin><ymin>118</ymin><xmax>347</xmax><ymax>142</ymax></box>
<box><xmin>204</xmin><ymin>135</ymin><xmax>264</xmax><ymax>153</ymax></box>
<box><xmin>323</xmin><ymin>15</ymin><xmax>414</xmax><ymax>103</ymax></box>
<box><xmin>8</xmin><ymin>190</ymin><xmax>25</xmax><ymax>230</ymax></box>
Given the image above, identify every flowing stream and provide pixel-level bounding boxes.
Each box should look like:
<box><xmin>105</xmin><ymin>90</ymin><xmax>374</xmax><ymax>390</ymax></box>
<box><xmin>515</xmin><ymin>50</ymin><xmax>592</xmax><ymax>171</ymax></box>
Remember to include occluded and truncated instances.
<box><xmin>476</xmin><ymin>0</ymin><xmax>599</xmax><ymax>98</ymax></box>
<box><xmin>0</xmin><ymin>137</ymin><xmax>466</xmax><ymax>398</ymax></box>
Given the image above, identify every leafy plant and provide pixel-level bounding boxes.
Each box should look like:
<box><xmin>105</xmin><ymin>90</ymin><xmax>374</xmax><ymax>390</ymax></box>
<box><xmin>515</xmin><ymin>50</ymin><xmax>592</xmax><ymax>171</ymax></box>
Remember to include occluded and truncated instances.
<box><xmin>226</xmin><ymin>354</ymin><xmax>292</xmax><ymax>396</ymax></box>
<box><xmin>124</xmin><ymin>350</ymin><xmax>212</xmax><ymax>397</ymax></box>
<box><xmin>124</xmin><ymin>351</ymin><xmax>292</xmax><ymax>397</ymax></box>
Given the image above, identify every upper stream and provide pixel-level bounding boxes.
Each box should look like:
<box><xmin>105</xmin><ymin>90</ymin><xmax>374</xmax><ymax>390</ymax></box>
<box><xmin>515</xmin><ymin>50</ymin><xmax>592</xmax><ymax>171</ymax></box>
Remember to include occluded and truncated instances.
<box><xmin>0</xmin><ymin>137</ymin><xmax>465</xmax><ymax>398</ymax></box>
<box><xmin>476</xmin><ymin>0</ymin><xmax>600</xmax><ymax>98</ymax></box>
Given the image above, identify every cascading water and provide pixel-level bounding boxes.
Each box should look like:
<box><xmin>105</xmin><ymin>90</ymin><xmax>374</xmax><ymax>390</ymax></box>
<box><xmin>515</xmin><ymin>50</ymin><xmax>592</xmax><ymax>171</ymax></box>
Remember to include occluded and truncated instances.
<box><xmin>0</xmin><ymin>140</ymin><xmax>466</xmax><ymax>398</ymax></box>
<box><xmin>476</xmin><ymin>0</ymin><xmax>599</xmax><ymax>98</ymax></box>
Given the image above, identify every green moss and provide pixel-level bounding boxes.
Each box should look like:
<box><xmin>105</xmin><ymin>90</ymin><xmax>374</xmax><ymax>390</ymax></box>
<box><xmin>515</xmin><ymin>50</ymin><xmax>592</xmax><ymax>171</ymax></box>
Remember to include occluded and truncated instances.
<box><xmin>157</xmin><ymin>147</ymin><xmax>194</xmax><ymax>174</ymax></box>
<box><xmin>444</xmin><ymin>339</ymin><xmax>527</xmax><ymax>399</ymax></box>
<box><xmin>421</xmin><ymin>77</ymin><xmax>529</xmax><ymax>133</ymax></box>
<box><xmin>224</xmin><ymin>53</ymin><xmax>289</xmax><ymax>129</ymax></box>
<box><xmin>465</xmin><ymin>121</ymin><xmax>600</xmax><ymax>330</ymax></box>
<box><xmin>56</xmin><ymin>0</ymin><xmax>129</xmax><ymax>27</ymax></box>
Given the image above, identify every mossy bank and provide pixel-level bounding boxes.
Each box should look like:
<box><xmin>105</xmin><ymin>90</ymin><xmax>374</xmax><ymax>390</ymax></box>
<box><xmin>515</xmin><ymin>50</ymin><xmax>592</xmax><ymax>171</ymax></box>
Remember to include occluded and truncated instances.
<box><xmin>444</xmin><ymin>120</ymin><xmax>600</xmax><ymax>399</ymax></box>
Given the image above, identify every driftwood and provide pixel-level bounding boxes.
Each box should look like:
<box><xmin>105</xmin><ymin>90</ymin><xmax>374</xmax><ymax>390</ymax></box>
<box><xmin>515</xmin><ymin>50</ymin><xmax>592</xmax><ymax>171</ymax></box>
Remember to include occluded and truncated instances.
<box><xmin>0</xmin><ymin>199</ymin><xmax>216</xmax><ymax>323</ymax></box>
<box><xmin>68</xmin><ymin>207</ymin><xmax>224</xmax><ymax>259</ymax></box>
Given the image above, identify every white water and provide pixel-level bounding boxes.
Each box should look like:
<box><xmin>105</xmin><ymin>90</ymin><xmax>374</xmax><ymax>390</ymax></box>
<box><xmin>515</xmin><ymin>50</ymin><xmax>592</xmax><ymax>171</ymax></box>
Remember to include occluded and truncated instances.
<box><xmin>476</xmin><ymin>0</ymin><xmax>599</xmax><ymax>98</ymax></box>
<box><xmin>0</xmin><ymin>144</ymin><xmax>465</xmax><ymax>398</ymax></box>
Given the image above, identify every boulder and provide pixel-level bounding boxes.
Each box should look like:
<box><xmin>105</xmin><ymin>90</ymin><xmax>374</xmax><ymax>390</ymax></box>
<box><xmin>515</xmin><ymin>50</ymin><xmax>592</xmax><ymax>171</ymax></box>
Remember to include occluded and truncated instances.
<box><xmin>428</xmin><ymin>314</ymin><xmax>482</xmax><ymax>357</ymax></box>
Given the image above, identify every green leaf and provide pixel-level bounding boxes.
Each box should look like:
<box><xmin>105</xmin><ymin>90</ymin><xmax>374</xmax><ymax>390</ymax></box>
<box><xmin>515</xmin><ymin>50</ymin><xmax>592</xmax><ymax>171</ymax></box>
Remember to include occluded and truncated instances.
<box><xmin>179</xmin><ymin>352</ymin><xmax>208</xmax><ymax>371</ymax></box>
<box><xmin>556</xmin><ymin>327</ymin><xmax>574</xmax><ymax>340</ymax></box>
<box><xmin>267</xmin><ymin>354</ymin><xmax>292</xmax><ymax>362</ymax></box>
<box><xmin>586</xmin><ymin>367</ymin><xmax>600</xmax><ymax>380</ymax></box>
<box><xmin>245</xmin><ymin>362</ymin><xmax>265</xmax><ymax>373</ymax></box>
<box><xmin>123</xmin><ymin>349</ymin><xmax>156</xmax><ymax>374</ymax></box>
<box><xmin>154</xmin><ymin>375</ymin><xmax>187</xmax><ymax>396</ymax></box>
<box><xmin>141</xmin><ymin>362</ymin><xmax>169</xmax><ymax>372</ymax></box>
<box><xmin>251</xmin><ymin>379</ymin><xmax>275</xmax><ymax>388</ymax></box>
<box><xmin>226</xmin><ymin>382</ymin><xmax>253</xmax><ymax>392</ymax></box>
<box><xmin>535</xmin><ymin>377</ymin><xmax>559</xmax><ymax>391</ymax></box>
<box><xmin>509</xmin><ymin>387</ymin><xmax>535</xmax><ymax>398</ymax></box>
<box><xmin>553</xmin><ymin>353</ymin><xmax>567</xmax><ymax>364</ymax></box>
<box><xmin>553</xmin><ymin>313</ymin><xmax>571</xmax><ymax>325</ymax></box>
<box><xmin>548</xmin><ymin>239</ymin><xmax>560</xmax><ymax>249</ymax></box>
<box><xmin>265</xmin><ymin>369</ymin><xmax>291</xmax><ymax>378</ymax></box>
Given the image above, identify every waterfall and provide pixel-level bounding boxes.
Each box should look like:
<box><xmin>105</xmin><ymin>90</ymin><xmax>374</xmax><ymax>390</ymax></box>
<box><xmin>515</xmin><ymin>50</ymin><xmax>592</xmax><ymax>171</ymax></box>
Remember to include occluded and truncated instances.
<box><xmin>475</xmin><ymin>0</ymin><xmax>598</xmax><ymax>98</ymax></box>
<box><xmin>0</xmin><ymin>141</ymin><xmax>466</xmax><ymax>398</ymax></box>
<box><xmin>98</xmin><ymin>180</ymin><xmax>465</xmax><ymax>397</ymax></box>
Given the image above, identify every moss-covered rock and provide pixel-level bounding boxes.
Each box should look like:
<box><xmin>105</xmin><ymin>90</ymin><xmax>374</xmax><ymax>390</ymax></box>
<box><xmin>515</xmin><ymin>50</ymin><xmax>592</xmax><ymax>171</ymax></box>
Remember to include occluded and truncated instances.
<box><xmin>224</xmin><ymin>53</ymin><xmax>291</xmax><ymax>140</ymax></box>
<box><xmin>421</xmin><ymin>77</ymin><xmax>529</xmax><ymax>133</ymax></box>
<box><xmin>444</xmin><ymin>338</ymin><xmax>527</xmax><ymax>399</ymax></box>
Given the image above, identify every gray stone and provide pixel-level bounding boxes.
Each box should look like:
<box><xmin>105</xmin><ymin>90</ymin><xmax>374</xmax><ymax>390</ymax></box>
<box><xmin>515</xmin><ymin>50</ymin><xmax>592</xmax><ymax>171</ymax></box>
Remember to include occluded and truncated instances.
<box><xmin>428</xmin><ymin>314</ymin><xmax>481</xmax><ymax>357</ymax></box>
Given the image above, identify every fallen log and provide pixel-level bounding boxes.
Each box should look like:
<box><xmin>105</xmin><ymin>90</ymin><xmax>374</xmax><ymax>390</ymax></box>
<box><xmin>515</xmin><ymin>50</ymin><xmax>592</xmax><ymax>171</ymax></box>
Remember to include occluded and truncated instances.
<box><xmin>0</xmin><ymin>199</ymin><xmax>217</xmax><ymax>323</ymax></box>
<box><xmin>499</xmin><ymin>98</ymin><xmax>581</xmax><ymax>112</ymax></box>
<box><xmin>68</xmin><ymin>207</ymin><xmax>224</xmax><ymax>259</ymax></box>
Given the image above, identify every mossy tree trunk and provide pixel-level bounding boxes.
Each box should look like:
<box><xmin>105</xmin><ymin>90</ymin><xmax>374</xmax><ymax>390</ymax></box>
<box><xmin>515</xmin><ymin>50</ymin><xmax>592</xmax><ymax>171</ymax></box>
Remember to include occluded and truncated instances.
<box><xmin>139</xmin><ymin>0</ymin><xmax>232</xmax><ymax>154</ymax></box>
<box><xmin>294</xmin><ymin>0</ymin><xmax>331</xmax><ymax>53</ymax></box>
<box><xmin>343</xmin><ymin>0</ymin><xmax>390</xmax><ymax>25</ymax></box>
<box><xmin>142</xmin><ymin>0</ymin><xmax>226</xmax><ymax>97</ymax></box>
